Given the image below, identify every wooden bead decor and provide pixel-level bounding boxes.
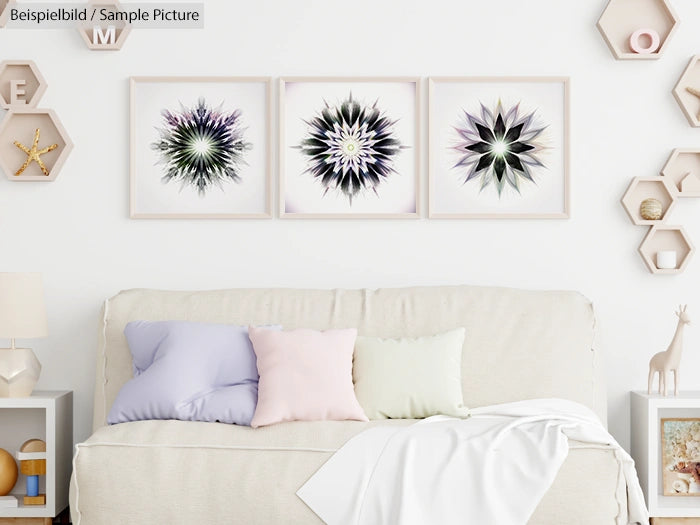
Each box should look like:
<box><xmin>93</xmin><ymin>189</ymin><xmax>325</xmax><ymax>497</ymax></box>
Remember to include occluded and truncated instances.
<box><xmin>640</xmin><ymin>198</ymin><xmax>663</xmax><ymax>220</ymax></box>
<box><xmin>18</xmin><ymin>439</ymin><xmax>46</xmax><ymax>506</ymax></box>
<box><xmin>0</xmin><ymin>448</ymin><xmax>18</xmax><ymax>496</ymax></box>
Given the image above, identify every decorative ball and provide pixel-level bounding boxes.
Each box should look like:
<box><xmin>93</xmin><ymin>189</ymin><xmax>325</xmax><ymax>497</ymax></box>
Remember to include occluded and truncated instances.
<box><xmin>640</xmin><ymin>198</ymin><xmax>663</xmax><ymax>220</ymax></box>
<box><xmin>0</xmin><ymin>448</ymin><xmax>18</xmax><ymax>496</ymax></box>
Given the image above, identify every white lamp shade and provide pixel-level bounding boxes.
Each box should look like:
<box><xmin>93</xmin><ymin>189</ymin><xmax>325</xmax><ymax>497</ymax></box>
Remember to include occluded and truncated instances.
<box><xmin>0</xmin><ymin>273</ymin><xmax>48</xmax><ymax>339</ymax></box>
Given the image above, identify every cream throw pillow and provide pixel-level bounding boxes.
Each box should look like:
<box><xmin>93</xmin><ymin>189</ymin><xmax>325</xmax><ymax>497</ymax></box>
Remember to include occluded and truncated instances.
<box><xmin>353</xmin><ymin>328</ymin><xmax>469</xmax><ymax>420</ymax></box>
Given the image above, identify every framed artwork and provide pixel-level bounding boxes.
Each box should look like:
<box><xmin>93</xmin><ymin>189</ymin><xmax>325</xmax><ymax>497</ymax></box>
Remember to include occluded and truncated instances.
<box><xmin>429</xmin><ymin>77</ymin><xmax>570</xmax><ymax>219</ymax></box>
<box><xmin>130</xmin><ymin>77</ymin><xmax>271</xmax><ymax>218</ymax></box>
<box><xmin>661</xmin><ymin>418</ymin><xmax>700</xmax><ymax>496</ymax></box>
<box><xmin>280</xmin><ymin>77</ymin><xmax>419</xmax><ymax>218</ymax></box>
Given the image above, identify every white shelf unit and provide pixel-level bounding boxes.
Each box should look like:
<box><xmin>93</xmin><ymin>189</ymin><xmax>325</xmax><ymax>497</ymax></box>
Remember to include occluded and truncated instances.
<box><xmin>632</xmin><ymin>391</ymin><xmax>700</xmax><ymax>518</ymax></box>
<box><xmin>0</xmin><ymin>391</ymin><xmax>72</xmax><ymax>520</ymax></box>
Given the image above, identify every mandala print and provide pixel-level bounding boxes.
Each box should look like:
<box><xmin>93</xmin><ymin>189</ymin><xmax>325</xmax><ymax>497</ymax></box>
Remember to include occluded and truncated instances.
<box><xmin>298</xmin><ymin>93</ymin><xmax>404</xmax><ymax>204</ymax></box>
<box><xmin>152</xmin><ymin>98</ymin><xmax>251</xmax><ymax>196</ymax></box>
<box><xmin>453</xmin><ymin>101</ymin><xmax>547</xmax><ymax>196</ymax></box>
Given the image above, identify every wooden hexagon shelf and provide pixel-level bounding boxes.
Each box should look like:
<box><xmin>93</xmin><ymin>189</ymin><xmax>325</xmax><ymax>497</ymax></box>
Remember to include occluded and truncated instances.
<box><xmin>597</xmin><ymin>0</ymin><xmax>679</xmax><ymax>60</ymax></box>
<box><xmin>673</xmin><ymin>56</ymin><xmax>700</xmax><ymax>128</ymax></box>
<box><xmin>0</xmin><ymin>61</ymin><xmax>48</xmax><ymax>109</ymax></box>
<box><xmin>621</xmin><ymin>177</ymin><xmax>677</xmax><ymax>225</ymax></box>
<box><xmin>78</xmin><ymin>2</ymin><xmax>132</xmax><ymax>50</ymax></box>
<box><xmin>0</xmin><ymin>1</ymin><xmax>8</xmax><ymax>28</ymax></box>
<box><xmin>0</xmin><ymin>109</ymin><xmax>73</xmax><ymax>181</ymax></box>
<box><xmin>661</xmin><ymin>149</ymin><xmax>700</xmax><ymax>197</ymax></box>
<box><xmin>639</xmin><ymin>225</ymin><xmax>694</xmax><ymax>274</ymax></box>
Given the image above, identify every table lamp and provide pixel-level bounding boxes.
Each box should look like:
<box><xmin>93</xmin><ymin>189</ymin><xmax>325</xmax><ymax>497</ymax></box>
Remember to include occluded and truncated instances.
<box><xmin>0</xmin><ymin>273</ymin><xmax>48</xmax><ymax>397</ymax></box>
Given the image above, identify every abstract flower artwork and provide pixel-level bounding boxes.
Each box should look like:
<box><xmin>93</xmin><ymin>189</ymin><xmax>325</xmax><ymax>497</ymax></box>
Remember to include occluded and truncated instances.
<box><xmin>130</xmin><ymin>77</ymin><xmax>271</xmax><ymax>218</ymax></box>
<box><xmin>282</xmin><ymin>78</ymin><xmax>419</xmax><ymax>218</ymax></box>
<box><xmin>152</xmin><ymin>98</ymin><xmax>251</xmax><ymax>196</ymax></box>
<box><xmin>429</xmin><ymin>77</ymin><xmax>569</xmax><ymax>218</ymax></box>
<box><xmin>297</xmin><ymin>93</ymin><xmax>405</xmax><ymax>205</ymax></box>
<box><xmin>452</xmin><ymin>101</ymin><xmax>547</xmax><ymax>197</ymax></box>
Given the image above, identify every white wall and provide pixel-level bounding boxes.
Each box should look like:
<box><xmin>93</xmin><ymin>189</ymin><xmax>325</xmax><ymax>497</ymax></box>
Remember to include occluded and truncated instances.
<box><xmin>1</xmin><ymin>0</ymin><xmax>699</xmax><ymax>449</ymax></box>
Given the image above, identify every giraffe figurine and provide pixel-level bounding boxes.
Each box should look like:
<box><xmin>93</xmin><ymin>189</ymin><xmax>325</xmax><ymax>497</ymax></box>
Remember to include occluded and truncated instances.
<box><xmin>648</xmin><ymin>305</ymin><xmax>691</xmax><ymax>396</ymax></box>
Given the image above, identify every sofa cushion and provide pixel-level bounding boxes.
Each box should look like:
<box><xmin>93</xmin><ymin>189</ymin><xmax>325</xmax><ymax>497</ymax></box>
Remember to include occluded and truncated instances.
<box><xmin>71</xmin><ymin>419</ymin><xmax>626</xmax><ymax>525</ymax></box>
<box><xmin>353</xmin><ymin>328</ymin><xmax>469</xmax><ymax>419</ymax></box>
<box><xmin>249</xmin><ymin>326</ymin><xmax>368</xmax><ymax>428</ymax></box>
<box><xmin>108</xmin><ymin>321</ymin><xmax>272</xmax><ymax>426</ymax></box>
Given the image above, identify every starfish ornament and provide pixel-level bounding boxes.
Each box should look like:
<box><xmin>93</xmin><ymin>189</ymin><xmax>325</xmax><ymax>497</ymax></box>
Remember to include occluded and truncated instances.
<box><xmin>14</xmin><ymin>128</ymin><xmax>58</xmax><ymax>176</ymax></box>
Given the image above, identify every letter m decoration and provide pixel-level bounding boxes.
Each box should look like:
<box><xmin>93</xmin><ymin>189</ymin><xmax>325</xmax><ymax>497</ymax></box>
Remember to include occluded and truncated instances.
<box><xmin>92</xmin><ymin>25</ymin><xmax>116</xmax><ymax>45</ymax></box>
<box><xmin>78</xmin><ymin>3</ymin><xmax>131</xmax><ymax>51</ymax></box>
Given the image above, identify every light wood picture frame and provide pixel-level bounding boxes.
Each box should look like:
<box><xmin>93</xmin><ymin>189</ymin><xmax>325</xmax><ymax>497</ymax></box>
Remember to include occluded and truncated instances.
<box><xmin>130</xmin><ymin>76</ymin><xmax>272</xmax><ymax>219</ymax></box>
<box><xmin>428</xmin><ymin>77</ymin><xmax>570</xmax><ymax>219</ymax></box>
<box><xmin>661</xmin><ymin>417</ymin><xmax>700</xmax><ymax>496</ymax></box>
<box><xmin>280</xmin><ymin>77</ymin><xmax>420</xmax><ymax>219</ymax></box>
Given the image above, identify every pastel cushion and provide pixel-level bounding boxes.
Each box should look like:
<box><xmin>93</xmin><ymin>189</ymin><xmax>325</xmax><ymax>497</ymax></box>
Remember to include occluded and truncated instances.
<box><xmin>108</xmin><ymin>321</ymin><xmax>277</xmax><ymax>426</ymax></box>
<box><xmin>248</xmin><ymin>326</ymin><xmax>368</xmax><ymax>428</ymax></box>
<box><xmin>353</xmin><ymin>328</ymin><xmax>469</xmax><ymax>419</ymax></box>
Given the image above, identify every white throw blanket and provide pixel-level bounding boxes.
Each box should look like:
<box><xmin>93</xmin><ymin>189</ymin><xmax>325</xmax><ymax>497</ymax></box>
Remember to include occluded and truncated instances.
<box><xmin>297</xmin><ymin>399</ymin><xmax>649</xmax><ymax>525</ymax></box>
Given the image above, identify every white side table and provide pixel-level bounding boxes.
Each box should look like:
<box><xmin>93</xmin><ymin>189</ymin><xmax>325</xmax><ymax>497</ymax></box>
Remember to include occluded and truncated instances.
<box><xmin>0</xmin><ymin>391</ymin><xmax>72</xmax><ymax>525</ymax></box>
<box><xmin>631</xmin><ymin>391</ymin><xmax>700</xmax><ymax>524</ymax></box>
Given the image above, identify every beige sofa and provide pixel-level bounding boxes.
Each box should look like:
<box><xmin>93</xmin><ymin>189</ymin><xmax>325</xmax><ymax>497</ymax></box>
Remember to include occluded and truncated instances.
<box><xmin>70</xmin><ymin>285</ymin><xmax>632</xmax><ymax>524</ymax></box>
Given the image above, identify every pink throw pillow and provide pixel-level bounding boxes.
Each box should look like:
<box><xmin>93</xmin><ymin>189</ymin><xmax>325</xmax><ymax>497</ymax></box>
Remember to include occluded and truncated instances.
<box><xmin>248</xmin><ymin>326</ymin><xmax>368</xmax><ymax>428</ymax></box>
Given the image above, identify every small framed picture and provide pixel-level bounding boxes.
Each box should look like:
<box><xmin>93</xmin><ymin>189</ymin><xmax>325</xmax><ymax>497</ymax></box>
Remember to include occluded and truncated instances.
<box><xmin>661</xmin><ymin>418</ymin><xmax>700</xmax><ymax>496</ymax></box>
<box><xmin>130</xmin><ymin>77</ymin><xmax>271</xmax><ymax>218</ymax></box>
<box><xmin>429</xmin><ymin>77</ymin><xmax>570</xmax><ymax>219</ymax></box>
<box><xmin>280</xmin><ymin>77</ymin><xmax>420</xmax><ymax>218</ymax></box>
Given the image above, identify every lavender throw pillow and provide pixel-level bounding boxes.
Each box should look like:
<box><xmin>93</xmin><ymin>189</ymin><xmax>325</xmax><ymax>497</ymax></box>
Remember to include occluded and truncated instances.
<box><xmin>108</xmin><ymin>321</ymin><xmax>277</xmax><ymax>426</ymax></box>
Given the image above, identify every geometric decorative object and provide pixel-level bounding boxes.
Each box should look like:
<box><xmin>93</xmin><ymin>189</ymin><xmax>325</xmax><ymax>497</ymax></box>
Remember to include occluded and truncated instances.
<box><xmin>597</xmin><ymin>0</ymin><xmax>680</xmax><ymax>60</ymax></box>
<box><xmin>130</xmin><ymin>76</ymin><xmax>272</xmax><ymax>219</ymax></box>
<box><xmin>661</xmin><ymin>149</ymin><xmax>700</xmax><ymax>197</ymax></box>
<box><xmin>0</xmin><ymin>348</ymin><xmax>42</xmax><ymax>398</ymax></box>
<box><xmin>280</xmin><ymin>77</ymin><xmax>419</xmax><ymax>219</ymax></box>
<box><xmin>640</xmin><ymin>198</ymin><xmax>663</xmax><ymax>220</ymax></box>
<box><xmin>428</xmin><ymin>77</ymin><xmax>570</xmax><ymax>219</ymax></box>
<box><xmin>621</xmin><ymin>177</ymin><xmax>677</xmax><ymax>225</ymax></box>
<box><xmin>18</xmin><ymin>439</ymin><xmax>47</xmax><ymax>506</ymax></box>
<box><xmin>0</xmin><ymin>273</ymin><xmax>48</xmax><ymax>397</ymax></box>
<box><xmin>639</xmin><ymin>225</ymin><xmax>694</xmax><ymax>274</ymax></box>
<box><xmin>77</xmin><ymin>2</ymin><xmax>131</xmax><ymax>51</ymax></box>
<box><xmin>0</xmin><ymin>448</ymin><xmax>18</xmax><ymax>496</ymax></box>
<box><xmin>673</xmin><ymin>56</ymin><xmax>700</xmax><ymax>127</ymax></box>
<box><xmin>0</xmin><ymin>61</ymin><xmax>47</xmax><ymax>109</ymax></box>
<box><xmin>0</xmin><ymin>109</ymin><xmax>73</xmax><ymax>181</ymax></box>
<box><xmin>0</xmin><ymin>1</ymin><xmax>10</xmax><ymax>29</ymax></box>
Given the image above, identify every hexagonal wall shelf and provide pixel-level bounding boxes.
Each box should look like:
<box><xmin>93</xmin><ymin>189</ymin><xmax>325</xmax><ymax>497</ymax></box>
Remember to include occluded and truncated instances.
<box><xmin>661</xmin><ymin>149</ymin><xmax>700</xmax><ymax>197</ymax></box>
<box><xmin>0</xmin><ymin>109</ymin><xmax>73</xmax><ymax>181</ymax></box>
<box><xmin>78</xmin><ymin>2</ymin><xmax>131</xmax><ymax>50</ymax></box>
<box><xmin>673</xmin><ymin>56</ymin><xmax>700</xmax><ymax>128</ymax></box>
<box><xmin>621</xmin><ymin>177</ymin><xmax>677</xmax><ymax>225</ymax></box>
<box><xmin>0</xmin><ymin>1</ymin><xmax>9</xmax><ymax>28</ymax></box>
<box><xmin>0</xmin><ymin>61</ymin><xmax>47</xmax><ymax>109</ymax></box>
<box><xmin>597</xmin><ymin>0</ymin><xmax>679</xmax><ymax>60</ymax></box>
<box><xmin>639</xmin><ymin>225</ymin><xmax>694</xmax><ymax>274</ymax></box>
